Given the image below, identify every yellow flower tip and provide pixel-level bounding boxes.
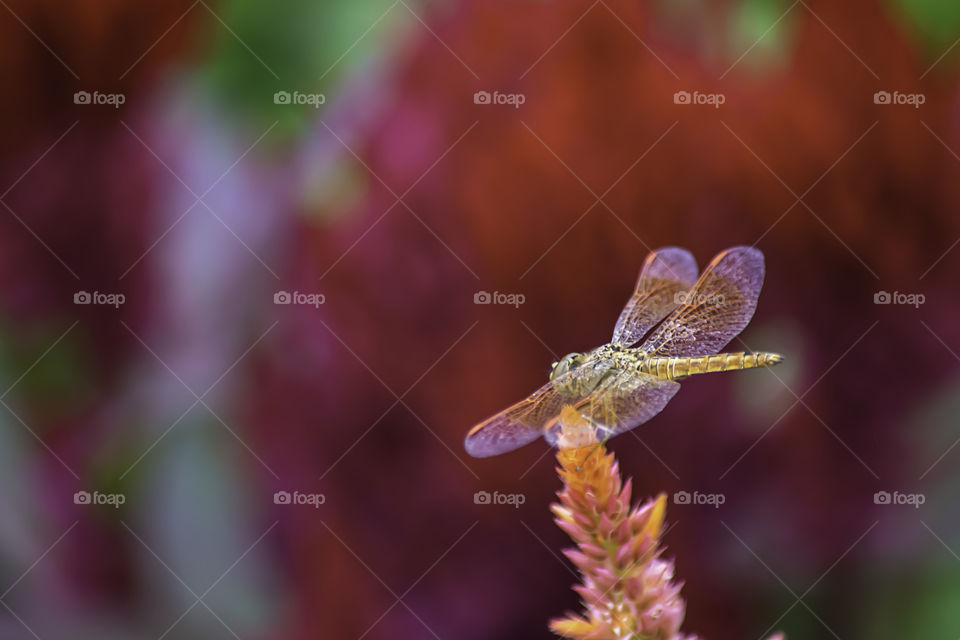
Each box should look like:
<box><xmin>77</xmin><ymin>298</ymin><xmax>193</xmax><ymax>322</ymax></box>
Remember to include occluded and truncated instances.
<box><xmin>556</xmin><ymin>447</ymin><xmax>584</xmax><ymax>473</ymax></box>
<box><xmin>642</xmin><ymin>493</ymin><xmax>667</xmax><ymax>541</ymax></box>
<box><xmin>549</xmin><ymin>616</ymin><xmax>594</xmax><ymax>639</ymax></box>
<box><xmin>556</xmin><ymin>442</ymin><xmax>607</xmax><ymax>477</ymax></box>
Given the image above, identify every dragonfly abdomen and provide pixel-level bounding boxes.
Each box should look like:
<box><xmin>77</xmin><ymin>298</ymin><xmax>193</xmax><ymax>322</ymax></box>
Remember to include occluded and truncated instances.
<box><xmin>640</xmin><ymin>351</ymin><xmax>783</xmax><ymax>380</ymax></box>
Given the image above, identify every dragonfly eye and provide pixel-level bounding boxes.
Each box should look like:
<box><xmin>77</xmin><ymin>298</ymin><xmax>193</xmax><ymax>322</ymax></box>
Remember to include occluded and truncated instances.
<box><xmin>550</xmin><ymin>352</ymin><xmax>582</xmax><ymax>380</ymax></box>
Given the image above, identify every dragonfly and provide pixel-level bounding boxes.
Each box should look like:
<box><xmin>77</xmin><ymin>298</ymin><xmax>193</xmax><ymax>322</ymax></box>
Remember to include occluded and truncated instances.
<box><xmin>464</xmin><ymin>246</ymin><xmax>783</xmax><ymax>457</ymax></box>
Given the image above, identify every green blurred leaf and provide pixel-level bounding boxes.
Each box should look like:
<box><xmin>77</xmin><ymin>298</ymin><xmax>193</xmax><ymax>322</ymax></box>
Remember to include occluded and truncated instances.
<box><xmin>199</xmin><ymin>0</ymin><xmax>402</xmax><ymax>134</ymax></box>
<box><xmin>888</xmin><ymin>0</ymin><xmax>960</xmax><ymax>54</ymax></box>
<box><xmin>729</xmin><ymin>0</ymin><xmax>797</xmax><ymax>72</ymax></box>
<box><xmin>865</xmin><ymin>566</ymin><xmax>960</xmax><ymax>638</ymax></box>
<box><xmin>0</xmin><ymin>321</ymin><xmax>90</xmax><ymax>414</ymax></box>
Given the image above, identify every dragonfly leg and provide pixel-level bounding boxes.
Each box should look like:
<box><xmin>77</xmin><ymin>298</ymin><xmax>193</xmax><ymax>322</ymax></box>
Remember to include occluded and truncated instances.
<box><xmin>575</xmin><ymin>442</ymin><xmax>602</xmax><ymax>470</ymax></box>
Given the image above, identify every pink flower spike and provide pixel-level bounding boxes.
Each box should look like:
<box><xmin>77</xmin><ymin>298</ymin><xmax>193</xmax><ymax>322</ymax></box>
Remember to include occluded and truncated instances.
<box><xmin>550</xmin><ymin>439</ymin><xmax>782</xmax><ymax>640</ymax></box>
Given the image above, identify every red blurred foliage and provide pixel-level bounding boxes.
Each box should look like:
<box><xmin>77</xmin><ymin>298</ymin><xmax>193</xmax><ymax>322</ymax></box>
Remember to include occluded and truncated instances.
<box><xmin>3</xmin><ymin>0</ymin><xmax>960</xmax><ymax>638</ymax></box>
<box><xmin>257</xmin><ymin>0</ymin><xmax>960</xmax><ymax>638</ymax></box>
<box><xmin>0</xmin><ymin>0</ymin><xmax>202</xmax><ymax>608</ymax></box>
<box><xmin>0</xmin><ymin>0</ymin><xmax>201</xmax><ymax>413</ymax></box>
<box><xmin>0</xmin><ymin>0</ymin><xmax>200</xmax><ymax>137</ymax></box>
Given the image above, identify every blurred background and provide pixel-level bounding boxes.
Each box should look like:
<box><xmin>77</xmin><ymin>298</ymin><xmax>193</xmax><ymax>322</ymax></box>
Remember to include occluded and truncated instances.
<box><xmin>1</xmin><ymin>0</ymin><xmax>959</xmax><ymax>638</ymax></box>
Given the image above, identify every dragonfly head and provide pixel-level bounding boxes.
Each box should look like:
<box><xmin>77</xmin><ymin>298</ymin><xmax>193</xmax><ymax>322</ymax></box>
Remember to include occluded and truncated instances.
<box><xmin>550</xmin><ymin>352</ymin><xmax>583</xmax><ymax>381</ymax></box>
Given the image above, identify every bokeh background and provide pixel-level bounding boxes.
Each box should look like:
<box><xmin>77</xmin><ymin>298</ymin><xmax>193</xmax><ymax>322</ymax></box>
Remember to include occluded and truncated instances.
<box><xmin>1</xmin><ymin>0</ymin><xmax>960</xmax><ymax>638</ymax></box>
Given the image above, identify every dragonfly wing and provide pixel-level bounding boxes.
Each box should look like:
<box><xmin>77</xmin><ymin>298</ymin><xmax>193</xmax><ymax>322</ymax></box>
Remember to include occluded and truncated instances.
<box><xmin>543</xmin><ymin>371</ymin><xmax>680</xmax><ymax>449</ymax></box>
<box><xmin>639</xmin><ymin>246</ymin><xmax>765</xmax><ymax>357</ymax></box>
<box><xmin>611</xmin><ymin>247</ymin><xmax>699</xmax><ymax>346</ymax></box>
<box><xmin>464</xmin><ymin>378</ymin><xmax>581</xmax><ymax>458</ymax></box>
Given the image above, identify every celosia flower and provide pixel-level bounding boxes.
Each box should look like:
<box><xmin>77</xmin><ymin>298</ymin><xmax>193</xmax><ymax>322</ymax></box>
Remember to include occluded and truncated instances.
<box><xmin>550</xmin><ymin>439</ymin><xmax>783</xmax><ymax>640</ymax></box>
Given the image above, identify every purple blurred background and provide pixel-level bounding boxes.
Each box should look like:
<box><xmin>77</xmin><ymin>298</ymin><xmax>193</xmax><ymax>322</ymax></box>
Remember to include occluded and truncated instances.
<box><xmin>1</xmin><ymin>0</ymin><xmax>960</xmax><ymax>638</ymax></box>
